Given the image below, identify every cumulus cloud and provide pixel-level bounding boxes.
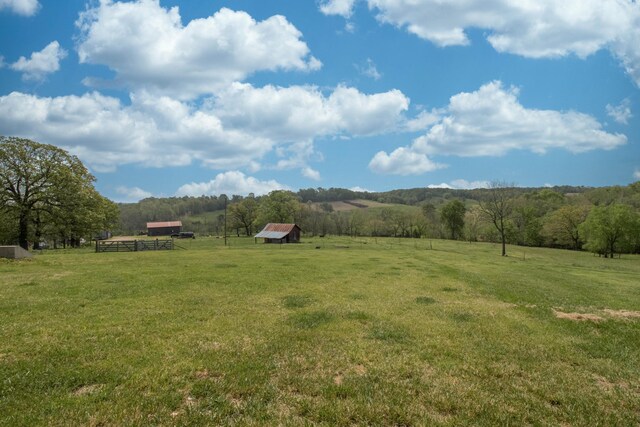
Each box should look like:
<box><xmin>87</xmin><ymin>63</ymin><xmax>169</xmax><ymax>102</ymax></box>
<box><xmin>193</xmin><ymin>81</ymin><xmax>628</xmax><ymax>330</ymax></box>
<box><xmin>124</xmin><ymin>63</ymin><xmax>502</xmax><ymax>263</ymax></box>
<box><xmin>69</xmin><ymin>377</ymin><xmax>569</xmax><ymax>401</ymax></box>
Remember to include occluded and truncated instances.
<box><xmin>0</xmin><ymin>0</ymin><xmax>39</xmax><ymax>16</ymax></box>
<box><xmin>327</xmin><ymin>86</ymin><xmax>409</xmax><ymax>135</ymax></box>
<box><xmin>369</xmin><ymin>146</ymin><xmax>445</xmax><ymax>175</ymax></box>
<box><xmin>329</xmin><ymin>0</ymin><xmax>640</xmax><ymax>86</ymax></box>
<box><xmin>212</xmin><ymin>82</ymin><xmax>409</xmax><ymax>140</ymax></box>
<box><xmin>427</xmin><ymin>179</ymin><xmax>490</xmax><ymax>189</ymax></box>
<box><xmin>319</xmin><ymin>0</ymin><xmax>357</xmax><ymax>18</ymax></box>
<box><xmin>302</xmin><ymin>167</ymin><xmax>322</xmax><ymax>181</ymax></box>
<box><xmin>634</xmin><ymin>169</ymin><xmax>640</xmax><ymax>180</ymax></box>
<box><xmin>115</xmin><ymin>186</ymin><xmax>153</xmax><ymax>202</ymax></box>
<box><xmin>0</xmin><ymin>91</ymin><xmax>274</xmax><ymax>172</ymax></box>
<box><xmin>0</xmin><ymin>83</ymin><xmax>409</xmax><ymax>175</ymax></box>
<box><xmin>370</xmin><ymin>81</ymin><xmax>626</xmax><ymax>175</ymax></box>
<box><xmin>76</xmin><ymin>1</ymin><xmax>321</xmax><ymax>98</ymax></box>
<box><xmin>606</xmin><ymin>99</ymin><xmax>632</xmax><ymax>125</ymax></box>
<box><xmin>176</xmin><ymin>171</ymin><xmax>289</xmax><ymax>197</ymax></box>
<box><xmin>10</xmin><ymin>41</ymin><xmax>67</xmax><ymax>81</ymax></box>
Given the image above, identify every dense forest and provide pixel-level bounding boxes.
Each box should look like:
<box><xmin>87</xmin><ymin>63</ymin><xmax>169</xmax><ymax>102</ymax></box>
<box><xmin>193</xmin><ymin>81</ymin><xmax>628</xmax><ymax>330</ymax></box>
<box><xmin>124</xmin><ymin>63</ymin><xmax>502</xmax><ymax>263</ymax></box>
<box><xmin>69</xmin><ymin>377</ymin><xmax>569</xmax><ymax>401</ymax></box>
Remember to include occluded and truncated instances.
<box><xmin>117</xmin><ymin>182</ymin><xmax>640</xmax><ymax>257</ymax></box>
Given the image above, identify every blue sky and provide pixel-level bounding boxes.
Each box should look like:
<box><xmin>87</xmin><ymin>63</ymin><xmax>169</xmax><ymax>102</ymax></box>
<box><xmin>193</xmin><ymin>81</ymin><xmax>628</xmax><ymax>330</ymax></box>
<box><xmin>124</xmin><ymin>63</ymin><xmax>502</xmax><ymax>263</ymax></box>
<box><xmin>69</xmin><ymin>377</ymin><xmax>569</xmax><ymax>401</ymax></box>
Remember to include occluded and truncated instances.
<box><xmin>1</xmin><ymin>0</ymin><xmax>638</xmax><ymax>202</ymax></box>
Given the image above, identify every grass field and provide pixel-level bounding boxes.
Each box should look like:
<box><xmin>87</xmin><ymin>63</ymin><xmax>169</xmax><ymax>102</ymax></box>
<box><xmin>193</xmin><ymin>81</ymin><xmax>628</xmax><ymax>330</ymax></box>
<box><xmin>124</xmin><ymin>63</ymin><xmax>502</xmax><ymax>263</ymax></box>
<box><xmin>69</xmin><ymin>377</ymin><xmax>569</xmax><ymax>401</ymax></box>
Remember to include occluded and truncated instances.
<box><xmin>1</xmin><ymin>237</ymin><xmax>639</xmax><ymax>425</ymax></box>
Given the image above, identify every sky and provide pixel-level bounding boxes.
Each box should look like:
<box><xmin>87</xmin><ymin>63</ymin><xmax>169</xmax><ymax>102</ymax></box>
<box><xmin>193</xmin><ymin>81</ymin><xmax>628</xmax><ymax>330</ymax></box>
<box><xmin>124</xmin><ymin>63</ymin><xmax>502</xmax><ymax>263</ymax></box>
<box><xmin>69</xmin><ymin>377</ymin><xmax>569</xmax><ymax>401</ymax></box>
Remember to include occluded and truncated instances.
<box><xmin>0</xmin><ymin>0</ymin><xmax>639</xmax><ymax>202</ymax></box>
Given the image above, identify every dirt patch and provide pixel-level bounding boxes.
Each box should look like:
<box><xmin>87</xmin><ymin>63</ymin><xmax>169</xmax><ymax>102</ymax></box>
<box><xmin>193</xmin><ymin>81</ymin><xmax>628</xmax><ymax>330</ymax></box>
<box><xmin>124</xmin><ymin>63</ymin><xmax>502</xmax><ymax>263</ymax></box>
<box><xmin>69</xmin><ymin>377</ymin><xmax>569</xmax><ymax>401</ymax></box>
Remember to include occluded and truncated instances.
<box><xmin>227</xmin><ymin>394</ymin><xmax>244</xmax><ymax>408</ymax></box>
<box><xmin>73</xmin><ymin>384</ymin><xmax>103</xmax><ymax>396</ymax></box>
<box><xmin>194</xmin><ymin>369</ymin><xmax>210</xmax><ymax>379</ymax></box>
<box><xmin>594</xmin><ymin>375</ymin><xmax>616</xmax><ymax>392</ymax></box>
<box><xmin>593</xmin><ymin>374</ymin><xmax>630</xmax><ymax>392</ymax></box>
<box><xmin>603</xmin><ymin>309</ymin><xmax>640</xmax><ymax>319</ymax></box>
<box><xmin>333</xmin><ymin>374</ymin><xmax>344</xmax><ymax>385</ymax></box>
<box><xmin>553</xmin><ymin>310</ymin><xmax>603</xmax><ymax>322</ymax></box>
<box><xmin>354</xmin><ymin>364</ymin><xmax>367</xmax><ymax>375</ymax></box>
<box><xmin>197</xmin><ymin>341</ymin><xmax>222</xmax><ymax>351</ymax></box>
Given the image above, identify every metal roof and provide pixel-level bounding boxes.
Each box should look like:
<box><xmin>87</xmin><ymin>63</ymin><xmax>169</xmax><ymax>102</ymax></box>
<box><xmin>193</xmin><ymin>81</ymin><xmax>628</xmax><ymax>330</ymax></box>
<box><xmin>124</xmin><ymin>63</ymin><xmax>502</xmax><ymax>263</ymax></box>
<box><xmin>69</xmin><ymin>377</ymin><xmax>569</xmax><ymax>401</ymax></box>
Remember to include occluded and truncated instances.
<box><xmin>147</xmin><ymin>221</ymin><xmax>182</xmax><ymax>228</ymax></box>
<box><xmin>254</xmin><ymin>223</ymin><xmax>299</xmax><ymax>239</ymax></box>
<box><xmin>254</xmin><ymin>230</ymin><xmax>289</xmax><ymax>239</ymax></box>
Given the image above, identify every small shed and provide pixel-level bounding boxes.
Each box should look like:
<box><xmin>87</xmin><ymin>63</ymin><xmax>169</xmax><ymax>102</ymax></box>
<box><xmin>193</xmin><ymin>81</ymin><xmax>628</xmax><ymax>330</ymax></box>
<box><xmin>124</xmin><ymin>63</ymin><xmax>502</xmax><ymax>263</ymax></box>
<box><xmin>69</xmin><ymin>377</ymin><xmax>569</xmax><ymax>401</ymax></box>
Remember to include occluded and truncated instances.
<box><xmin>147</xmin><ymin>221</ymin><xmax>182</xmax><ymax>236</ymax></box>
<box><xmin>255</xmin><ymin>223</ymin><xmax>301</xmax><ymax>243</ymax></box>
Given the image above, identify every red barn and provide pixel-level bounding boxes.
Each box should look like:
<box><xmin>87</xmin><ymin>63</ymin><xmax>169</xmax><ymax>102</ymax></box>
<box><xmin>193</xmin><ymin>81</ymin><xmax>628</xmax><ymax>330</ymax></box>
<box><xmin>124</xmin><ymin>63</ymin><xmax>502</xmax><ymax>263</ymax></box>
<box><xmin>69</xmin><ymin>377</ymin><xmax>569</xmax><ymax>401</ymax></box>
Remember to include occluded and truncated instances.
<box><xmin>255</xmin><ymin>223</ymin><xmax>301</xmax><ymax>243</ymax></box>
<box><xmin>147</xmin><ymin>221</ymin><xmax>182</xmax><ymax>236</ymax></box>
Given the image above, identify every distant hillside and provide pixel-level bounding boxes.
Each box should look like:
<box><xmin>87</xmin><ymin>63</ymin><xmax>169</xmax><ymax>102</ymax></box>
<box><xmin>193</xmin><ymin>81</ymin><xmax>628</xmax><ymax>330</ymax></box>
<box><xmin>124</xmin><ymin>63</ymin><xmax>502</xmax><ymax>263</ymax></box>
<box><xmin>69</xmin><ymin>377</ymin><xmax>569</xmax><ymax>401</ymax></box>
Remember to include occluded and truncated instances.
<box><xmin>117</xmin><ymin>183</ymin><xmax>639</xmax><ymax>235</ymax></box>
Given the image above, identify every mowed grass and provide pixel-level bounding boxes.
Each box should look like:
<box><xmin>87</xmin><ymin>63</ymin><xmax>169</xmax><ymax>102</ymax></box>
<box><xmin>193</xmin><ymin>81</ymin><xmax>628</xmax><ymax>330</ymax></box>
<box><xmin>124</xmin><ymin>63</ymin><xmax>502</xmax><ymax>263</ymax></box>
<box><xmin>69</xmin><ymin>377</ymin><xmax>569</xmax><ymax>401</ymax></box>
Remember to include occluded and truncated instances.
<box><xmin>1</xmin><ymin>237</ymin><xmax>639</xmax><ymax>426</ymax></box>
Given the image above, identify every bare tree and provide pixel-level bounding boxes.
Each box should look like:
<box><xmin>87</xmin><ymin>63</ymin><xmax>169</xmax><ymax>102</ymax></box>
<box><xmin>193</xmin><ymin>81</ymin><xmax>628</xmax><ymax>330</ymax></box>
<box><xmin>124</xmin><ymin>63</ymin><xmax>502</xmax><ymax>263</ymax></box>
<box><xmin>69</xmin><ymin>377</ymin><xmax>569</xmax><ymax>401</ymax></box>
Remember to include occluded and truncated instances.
<box><xmin>478</xmin><ymin>181</ymin><xmax>515</xmax><ymax>256</ymax></box>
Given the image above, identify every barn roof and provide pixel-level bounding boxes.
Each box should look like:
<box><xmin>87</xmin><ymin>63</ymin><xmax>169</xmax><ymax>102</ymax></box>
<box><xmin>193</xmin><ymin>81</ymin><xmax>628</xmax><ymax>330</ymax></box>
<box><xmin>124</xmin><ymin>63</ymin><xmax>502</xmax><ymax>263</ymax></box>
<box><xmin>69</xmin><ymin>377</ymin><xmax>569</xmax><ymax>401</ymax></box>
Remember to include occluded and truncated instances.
<box><xmin>147</xmin><ymin>221</ymin><xmax>182</xmax><ymax>229</ymax></box>
<box><xmin>255</xmin><ymin>223</ymin><xmax>300</xmax><ymax>239</ymax></box>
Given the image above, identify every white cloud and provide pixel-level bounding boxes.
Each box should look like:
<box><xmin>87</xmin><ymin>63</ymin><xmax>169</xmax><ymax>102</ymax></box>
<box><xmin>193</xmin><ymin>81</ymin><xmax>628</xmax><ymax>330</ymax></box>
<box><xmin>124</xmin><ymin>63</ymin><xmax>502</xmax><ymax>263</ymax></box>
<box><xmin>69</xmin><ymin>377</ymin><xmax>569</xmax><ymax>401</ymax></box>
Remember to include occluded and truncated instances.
<box><xmin>76</xmin><ymin>2</ymin><xmax>321</xmax><ymax>99</ymax></box>
<box><xmin>0</xmin><ymin>0</ymin><xmax>39</xmax><ymax>16</ymax></box>
<box><xmin>634</xmin><ymin>169</ymin><xmax>640</xmax><ymax>180</ymax></box>
<box><xmin>369</xmin><ymin>147</ymin><xmax>446</xmax><ymax>175</ymax></box>
<box><xmin>358</xmin><ymin>58</ymin><xmax>382</xmax><ymax>80</ymax></box>
<box><xmin>606</xmin><ymin>99</ymin><xmax>632</xmax><ymax>125</ymax></box>
<box><xmin>176</xmin><ymin>171</ymin><xmax>288</xmax><ymax>197</ymax></box>
<box><xmin>0</xmin><ymin>82</ymin><xmax>409</xmax><ymax>175</ymax></box>
<box><xmin>427</xmin><ymin>179</ymin><xmax>490</xmax><ymax>189</ymax></box>
<box><xmin>350</xmin><ymin>186</ymin><xmax>372</xmax><ymax>192</ymax></box>
<box><xmin>611</xmin><ymin>23</ymin><xmax>640</xmax><ymax>87</ymax></box>
<box><xmin>336</xmin><ymin>0</ymin><xmax>640</xmax><ymax>86</ymax></box>
<box><xmin>212</xmin><ymin>82</ymin><xmax>409</xmax><ymax>140</ymax></box>
<box><xmin>302</xmin><ymin>167</ymin><xmax>322</xmax><ymax>181</ymax></box>
<box><xmin>370</xmin><ymin>81</ymin><xmax>626</xmax><ymax>175</ymax></box>
<box><xmin>115</xmin><ymin>186</ymin><xmax>153</xmax><ymax>202</ymax></box>
<box><xmin>344</xmin><ymin>21</ymin><xmax>356</xmax><ymax>33</ymax></box>
<box><xmin>327</xmin><ymin>86</ymin><xmax>409</xmax><ymax>135</ymax></box>
<box><xmin>10</xmin><ymin>41</ymin><xmax>67</xmax><ymax>81</ymax></box>
<box><xmin>319</xmin><ymin>0</ymin><xmax>357</xmax><ymax>18</ymax></box>
<box><xmin>427</xmin><ymin>183</ymin><xmax>453</xmax><ymax>189</ymax></box>
<box><xmin>0</xmin><ymin>91</ymin><xmax>274</xmax><ymax>172</ymax></box>
<box><xmin>275</xmin><ymin>140</ymin><xmax>321</xmax><ymax>172</ymax></box>
<box><xmin>403</xmin><ymin>109</ymin><xmax>441</xmax><ymax>132</ymax></box>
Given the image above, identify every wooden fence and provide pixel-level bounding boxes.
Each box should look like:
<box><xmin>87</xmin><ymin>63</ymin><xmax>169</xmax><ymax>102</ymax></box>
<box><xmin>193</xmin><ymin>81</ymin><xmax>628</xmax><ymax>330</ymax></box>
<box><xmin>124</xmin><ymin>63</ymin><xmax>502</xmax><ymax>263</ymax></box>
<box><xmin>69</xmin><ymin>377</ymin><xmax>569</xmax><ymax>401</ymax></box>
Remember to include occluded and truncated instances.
<box><xmin>95</xmin><ymin>239</ymin><xmax>174</xmax><ymax>253</ymax></box>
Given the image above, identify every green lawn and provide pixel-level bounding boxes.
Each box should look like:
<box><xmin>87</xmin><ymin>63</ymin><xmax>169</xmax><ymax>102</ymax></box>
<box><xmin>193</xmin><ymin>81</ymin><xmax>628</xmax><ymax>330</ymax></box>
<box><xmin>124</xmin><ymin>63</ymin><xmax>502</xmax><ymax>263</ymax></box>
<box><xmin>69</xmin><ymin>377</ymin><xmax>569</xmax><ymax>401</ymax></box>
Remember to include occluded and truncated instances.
<box><xmin>1</xmin><ymin>237</ymin><xmax>639</xmax><ymax>425</ymax></box>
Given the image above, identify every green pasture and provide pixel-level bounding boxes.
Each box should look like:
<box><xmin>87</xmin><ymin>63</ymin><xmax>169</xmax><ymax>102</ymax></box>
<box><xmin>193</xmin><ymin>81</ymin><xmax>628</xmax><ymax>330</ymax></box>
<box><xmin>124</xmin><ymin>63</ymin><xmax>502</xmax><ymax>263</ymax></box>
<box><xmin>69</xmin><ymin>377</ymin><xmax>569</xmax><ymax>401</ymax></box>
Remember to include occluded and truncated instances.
<box><xmin>1</xmin><ymin>237</ymin><xmax>639</xmax><ymax>425</ymax></box>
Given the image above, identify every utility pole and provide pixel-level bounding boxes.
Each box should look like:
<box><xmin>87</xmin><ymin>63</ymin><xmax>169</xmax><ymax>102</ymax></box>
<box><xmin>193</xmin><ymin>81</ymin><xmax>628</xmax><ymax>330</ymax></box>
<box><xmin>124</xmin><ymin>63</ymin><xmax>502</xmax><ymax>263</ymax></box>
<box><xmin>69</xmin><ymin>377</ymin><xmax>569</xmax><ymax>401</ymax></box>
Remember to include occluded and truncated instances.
<box><xmin>224</xmin><ymin>195</ymin><xmax>227</xmax><ymax>246</ymax></box>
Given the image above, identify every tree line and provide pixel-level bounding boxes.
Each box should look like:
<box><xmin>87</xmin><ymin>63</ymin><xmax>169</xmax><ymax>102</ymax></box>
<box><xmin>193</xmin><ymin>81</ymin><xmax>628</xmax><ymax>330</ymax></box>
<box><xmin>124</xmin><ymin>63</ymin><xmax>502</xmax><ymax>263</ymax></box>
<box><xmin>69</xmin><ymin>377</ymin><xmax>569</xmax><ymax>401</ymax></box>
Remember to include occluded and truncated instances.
<box><xmin>220</xmin><ymin>183</ymin><xmax>640</xmax><ymax>258</ymax></box>
<box><xmin>118</xmin><ymin>183</ymin><xmax>640</xmax><ymax>258</ymax></box>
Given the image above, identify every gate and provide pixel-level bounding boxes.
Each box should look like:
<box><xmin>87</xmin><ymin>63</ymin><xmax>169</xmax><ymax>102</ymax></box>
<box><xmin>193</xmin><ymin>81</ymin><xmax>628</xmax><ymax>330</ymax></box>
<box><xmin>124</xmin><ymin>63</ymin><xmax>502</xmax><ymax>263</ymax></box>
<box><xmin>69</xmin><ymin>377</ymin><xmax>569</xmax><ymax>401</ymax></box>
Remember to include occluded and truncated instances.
<box><xmin>96</xmin><ymin>239</ymin><xmax>174</xmax><ymax>253</ymax></box>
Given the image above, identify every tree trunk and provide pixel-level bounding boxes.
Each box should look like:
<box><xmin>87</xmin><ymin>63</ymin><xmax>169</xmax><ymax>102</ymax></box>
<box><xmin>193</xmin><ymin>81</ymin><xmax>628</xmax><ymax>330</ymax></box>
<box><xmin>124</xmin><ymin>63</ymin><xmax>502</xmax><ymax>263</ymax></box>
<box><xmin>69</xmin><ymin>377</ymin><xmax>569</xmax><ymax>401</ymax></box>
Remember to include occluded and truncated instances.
<box><xmin>33</xmin><ymin>212</ymin><xmax>42</xmax><ymax>250</ymax></box>
<box><xmin>18</xmin><ymin>211</ymin><xmax>29</xmax><ymax>250</ymax></box>
<box><xmin>499</xmin><ymin>217</ymin><xmax>507</xmax><ymax>256</ymax></box>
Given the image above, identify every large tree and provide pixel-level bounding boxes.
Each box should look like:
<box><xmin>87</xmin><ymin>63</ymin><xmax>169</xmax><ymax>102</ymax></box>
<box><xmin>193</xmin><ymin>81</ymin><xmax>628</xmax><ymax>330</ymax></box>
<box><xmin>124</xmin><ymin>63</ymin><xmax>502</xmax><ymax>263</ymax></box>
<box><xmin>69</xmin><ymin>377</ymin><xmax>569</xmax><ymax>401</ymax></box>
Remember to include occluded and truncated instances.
<box><xmin>542</xmin><ymin>203</ymin><xmax>590</xmax><ymax>250</ymax></box>
<box><xmin>228</xmin><ymin>195</ymin><xmax>258</xmax><ymax>236</ymax></box>
<box><xmin>0</xmin><ymin>136</ymin><xmax>114</xmax><ymax>249</ymax></box>
<box><xmin>580</xmin><ymin>204</ymin><xmax>638</xmax><ymax>258</ymax></box>
<box><xmin>440</xmin><ymin>199</ymin><xmax>466</xmax><ymax>240</ymax></box>
<box><xmin>478</xmin><ymin>182</ymin><xmax>515</xmax><ymax>256</ymax></box>
<box><xmin>255</xmin><ymin>190</ymin><xmax>301</xmax><ymax>226</ymax></box>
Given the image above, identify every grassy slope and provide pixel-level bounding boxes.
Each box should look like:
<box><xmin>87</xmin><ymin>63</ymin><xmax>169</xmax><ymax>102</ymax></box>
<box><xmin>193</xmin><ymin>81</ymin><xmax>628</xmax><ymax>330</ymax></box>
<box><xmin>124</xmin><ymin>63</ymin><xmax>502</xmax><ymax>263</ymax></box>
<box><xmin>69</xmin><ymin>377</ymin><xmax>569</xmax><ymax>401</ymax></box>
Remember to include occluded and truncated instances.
<box><xmin>1</xmin><ymin>238</ymin><xmax>638</xmax><ymax>426</ymax></box>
